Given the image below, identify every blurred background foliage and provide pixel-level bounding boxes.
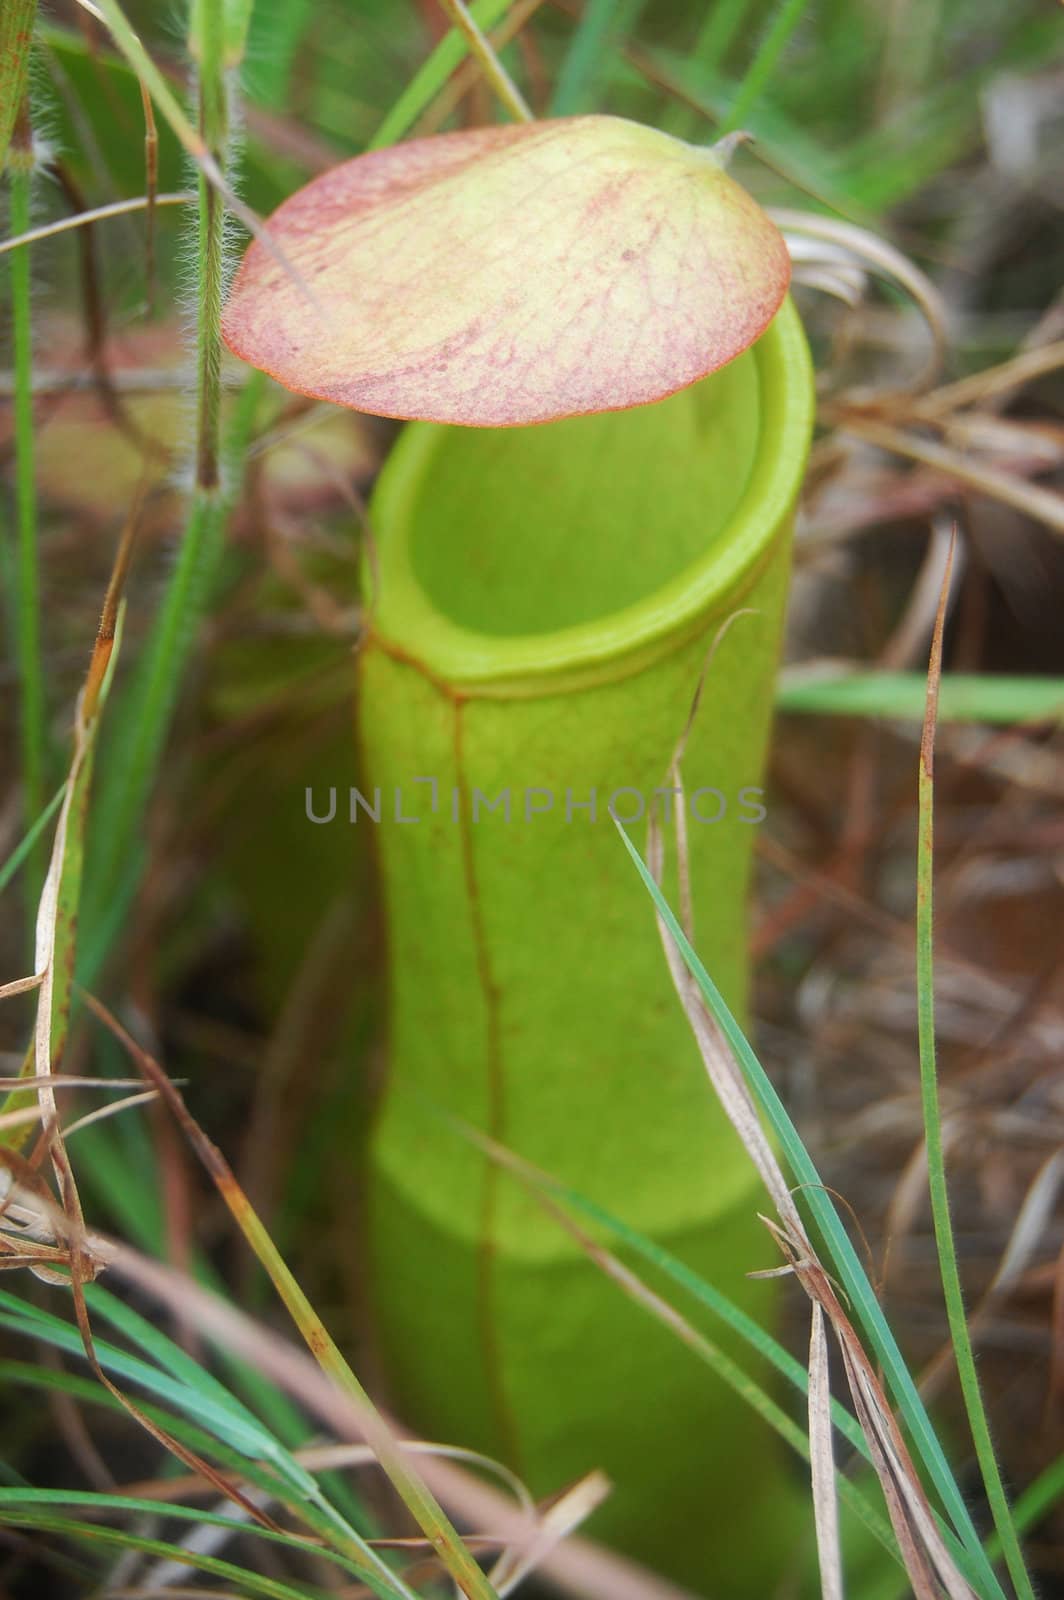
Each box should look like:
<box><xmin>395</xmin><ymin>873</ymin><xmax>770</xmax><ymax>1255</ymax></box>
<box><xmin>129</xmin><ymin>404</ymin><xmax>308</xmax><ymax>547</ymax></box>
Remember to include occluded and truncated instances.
<box><xmin>1</xmin><ymin>0</ymin><xmax>1063</xmax><ymax>1595</ymax></box>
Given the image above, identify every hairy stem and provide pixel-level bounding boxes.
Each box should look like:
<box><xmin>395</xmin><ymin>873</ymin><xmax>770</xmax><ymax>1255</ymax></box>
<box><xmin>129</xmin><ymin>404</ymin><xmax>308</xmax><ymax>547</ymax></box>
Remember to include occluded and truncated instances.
<box><xmin>6</xmin><ymin>106</ymin><xmax>46</xmax><ymax>929</ymax></box>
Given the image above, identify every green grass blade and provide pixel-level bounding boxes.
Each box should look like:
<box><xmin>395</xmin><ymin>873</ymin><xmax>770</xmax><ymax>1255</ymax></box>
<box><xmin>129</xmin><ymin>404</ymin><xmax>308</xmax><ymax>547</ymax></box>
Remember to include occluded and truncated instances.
<box><xmin>721</xmin><ymin>0</ymin><xmax>812</xmax><ymax>132</ymax></box>
<box><xmin>368</xmin><ymin>0</ymin><xmax>519</xmax><ymax>149</ymax></box>
<box><xmin>0</xmin><ymin>599</ymin><xmax>127</xmax><ymax>1142</ymax></box>
<box><xmin>190</xmin><ymin>0</ymin><xmax>255</xmax><ymax>70</ymax></box>
<box><xmin>455</xmin><ymin>1122</ymin><xmax>902</xmax><ymax>1566</ymax></box>
<box><xmin>0</xmin><ymin>1489</ymin><xmax>407</xmax><ymax>1598</ymax></box>
<box><xmin>0</xmin><ymin>1358</ymin><xmax>307</xmax><ymax>1499</ymax></box>
<box><xmin>82</xmin><ymin>373</ymin><xmax>264</xmax><ymax>957</ymax></box>
<box><xmin>0</xmin><ymin>785</ymin><xmax>63</xmax><ymax>897</ymax></box>
<box><xmin>84</xmin><ymin>1011</ymin><xmax>500</xmax><ymax>1600</ymax></box>
<box><xmin>82</xmin><ymin>1281</ymin><xmax>315</xmax><ymax>1485</ymax></box>
<box><xmin>692</xmin><ymin>0</ymin><xmax>753</xmax><ymax>78</ymax></box>
<box><xmin>916</xmin><ymin>563</ymin><xmax>1034</xmax><ymax>1600</ymax></box>
<box><xmin>0</xmin><ymin>1289</ymin><xmax>316</xmax><ymax>1494</ymax></box>
<box><xmin>0</xmin><ymin>1285</ymin><xmax>392</xmax><ymax>1579</ymax></box>
<box><xmin>0</xmin><ymin>1509</ymin><xmax>356</xmax><ymax>1600</ymax></box>
<box><xmin>59</xmin><ymin>1108</ymin><xmax>370</xmax><ymax>1531</ymax></box>
<box><xmin>994</xmin><ymin>1453</ymin><xmax>1064</xmax><ymax>1552</ymax></box>
<box><xmin>777</xmin><ymin>670</ymin><xmax>1064</xmax><ymax>724</ymax></box>
<box><xmin>549</xmin><ymin>0</ymin><xmax>646</xmax><ymax>115</ymax></box>
<box><xmin>614</xmin><ymin>821</ymin><xmax>1008</xmax><ymax>1600</ymax></box>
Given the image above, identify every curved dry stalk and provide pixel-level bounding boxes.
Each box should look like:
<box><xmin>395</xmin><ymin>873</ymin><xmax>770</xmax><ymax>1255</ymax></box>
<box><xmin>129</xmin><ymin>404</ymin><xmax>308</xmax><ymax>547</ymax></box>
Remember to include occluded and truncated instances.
<box><xmin>771</xmin><ymin>206</ymin><xmax>948</xmax><ymax>393</ymax></box>
<box><xmin>914</xmin><ymin>339</ymin><xmax>1064</xmax><ymax>418</ymax></box>
<box><xmin>833</xmin><ymin>415</ymin><xmax>1064</xmax><ymax>537</ymax></box>
<box><xmin>637</xmin><ymin>803</ymin><xmax>980</xmax><ymax>1600</ymax></box>
<box><xmin>0</xmin><ymin>193</ymin><xmax>189</xmax><ymax>257</ymax></box>
<box><xmin>437</xmin><ymin>0</ymin><xmax>532</xmax><ymax>121</ymax></box>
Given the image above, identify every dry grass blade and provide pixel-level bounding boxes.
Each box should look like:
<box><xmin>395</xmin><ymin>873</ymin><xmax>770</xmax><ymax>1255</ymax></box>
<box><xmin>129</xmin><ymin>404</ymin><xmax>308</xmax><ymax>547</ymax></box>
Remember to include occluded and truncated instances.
<box><xmin>61</xmin><ymin>1090</ymin><xmax>160</xmax><ymax>1137</ymax></box>
<box><xmin>119</xmin><ymin>1441</ymin><xmax>536</xmax><ymax>1519</ymax></box>
<box><xmin>80</xmin><ymin>1230</ymin><xmax>702</xmax><ymax>1600</ymax></box>
<box><xmin>0</xmin><ymin>1083</ymin><xmax>158</xmax><ymax>1143</ymax></box>
<box><xmin>436</xmin><ymin>0</ymin><xmax>533</xmax><ymax>121</ymax></box>
<box><xmin>913</xmin><ymin>340</ymin><xmax>1064</xmax><ymax>418</ymax></box>
<box><xmin>139</xmin><ymin>77</ymin><xmax>158</xmax><ymax>311</ymax></box>
<box><xmin>643</xmin><ymin>801</ymin><xmax>978</xmax><ymax>1599</ymax></box>
<box><xmin>0</xmin><ymin>1146</ymin><xmax>68</xmax><ymax>1256</ymax></box>
<box><xmin>73</xmin><ymin>0</ymin><xmax>318</xmax><ymax>318</ymax></box>
<box><xmin>808</xmin><ymin>1299</ymin><xmax>842</xmax><ymax>1600</ymax></box>
<box><xmin>771</xmin><ymin>207</ymin><xmax>948</xmax><ymax>392</ymax></box>
<box><xmin>0</xmin><ymin>194</ymin><xmax>190</xmax><ymax>258</ymax></box>
<box><xmin>17</xmin><ymin>496</ymin><xmax>140</xmax><ymax>1266</ymax></box>
<box><xmin>830</xmin><ymin>416</ymin><xmax>1064</xmax><ymax>538</ymax></box>
<box><xmin>832</xmin><ymin>1332</ymin><xmax>949</xmax><ymax>1600</ymax></box>
<box><xmin>487</xmin><ymin>1473</ymin><xmax>612</xmax><ymax>1597</ymax></box>
<box><xmin>0</xmin><ymin>499</ymin><xmax>289</xmax><ymax>1534</ymax></box>
<box><xmin>0</xmin><ymin>971</ymin><xmax>44</xmax><ymax>1001</ymax></box>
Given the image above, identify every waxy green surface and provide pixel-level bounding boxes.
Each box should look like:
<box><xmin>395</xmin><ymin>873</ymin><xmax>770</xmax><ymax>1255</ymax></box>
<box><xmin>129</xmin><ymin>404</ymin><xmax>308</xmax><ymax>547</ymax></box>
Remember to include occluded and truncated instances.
<box><xmin>359</xmin><ymin>300</ymin><xmax>815</xmax><ymax>1592</ymax></box>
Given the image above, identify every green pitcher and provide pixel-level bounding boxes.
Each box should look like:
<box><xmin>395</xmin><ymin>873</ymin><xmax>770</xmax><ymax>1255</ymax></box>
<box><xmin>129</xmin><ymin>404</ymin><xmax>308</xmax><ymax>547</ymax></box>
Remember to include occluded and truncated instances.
<box><xmin>356</xmin><ymin>295</ymin><xmax>814</xmax><ymax>1593</ymax></box>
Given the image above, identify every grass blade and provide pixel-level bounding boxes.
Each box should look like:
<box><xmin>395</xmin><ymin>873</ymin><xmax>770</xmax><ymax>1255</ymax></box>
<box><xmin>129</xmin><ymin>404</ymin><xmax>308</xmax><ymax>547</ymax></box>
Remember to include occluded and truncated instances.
<box><xmin>692</xmin><ymin>0</ymin><xmax>752</xmax><ymax>79</ymax></box>
<box><xmin>82</xmin><ymin>373</ymin><xmax>264</xmax><ymax>961</ymax></box>
<box><xmin>437</xmin><ymin>0</ymin><xmax>531</xmax><ymax>121</ymax></box>
<box><xmin>809</xmin><ymin>1300</ymin><xmax>844</xmax><ymax>1600</ymax></box>
<box><xmin>452</xmin><ymin>1116</ymin><xmax>901</xmax><ymax>1568</ymax></box>
<box><xmin>614</xmin><ymin>819</ymin><xmax>1007</xmax><ymax>1600</ymax></box>
<box><xmin>916</xmin><ymin>534</ymin><xmax>1035</xmax><ymax>1600</ymax></box>
<box><xmin>0</xmin><ymin>1488</ymin><xmax>407</xmax><ymax>1598</ymax></box>
<box><xmin>549</xmin><ymin>0</ymin><xmax>645</xmax><ymax>115</ymax></box>
<box><xmin>0</xmin><ymin>516</ymin><xmax>133</xmax><ymax>1148</ymax></box>
<box><xmin>81</xmin><ymin>996</ymin><xmax>501</xmax><ymax>1600</ymax></box>
<box><xmin>369</xmin><ymin>0</ymin><xmax>521</xmax><ymax>149</ymax></box>
<box><xmin>0</xmin><ymin>1508</ymin><xmax>349</xmax><ymax>1600</ymax></box>
<box><xmin>777</xmin><ymin>670</ymin><xmax>1064</xmax><ymax>724</ymax></box>
<box><xmin>0</xmin><ymin>786</ymin><xmax>64</xmax><ymax>897</ymax></box>
<box><xmin>721</xmin><ymin>0</ymin><xmax>812</xmax><ymax>132</ymax></box>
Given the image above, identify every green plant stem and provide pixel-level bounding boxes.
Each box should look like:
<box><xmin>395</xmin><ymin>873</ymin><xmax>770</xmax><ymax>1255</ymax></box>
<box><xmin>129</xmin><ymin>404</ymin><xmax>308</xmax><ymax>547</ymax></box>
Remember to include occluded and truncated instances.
<box><xmin>191</xmin><ymin>0</ymin><xmax>226</xmax><ymax>491</ymax></box>
<box><xmin>7</xmin><ymin>138</ymin><xmax>46</xmax><ymax>929</ymax></box>
<box><xmin>82</xmin><ymin>381</ymin><xmax>261</xmax><ymax>960</ymax></box>
<box><xmin>92</xmin><ymin>0</ymin><xmax>226</xmax><ymax>201</ymax></box>
<box><xmin>917</xmin><ymin>612</ymin><xmax>1034</xmax><ymax>1600</ymax></box>
<box><xmin>81</xmin><ymin>0</ymin><xmax>261</xmax><ymax>954</ymax></box>
<box><xmin>722</xmin><ymin>0</ymin><xmax>811</xmax><ymax>132</ymax></box>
